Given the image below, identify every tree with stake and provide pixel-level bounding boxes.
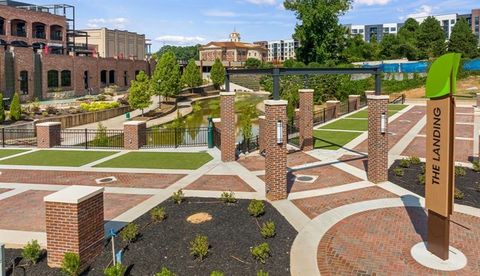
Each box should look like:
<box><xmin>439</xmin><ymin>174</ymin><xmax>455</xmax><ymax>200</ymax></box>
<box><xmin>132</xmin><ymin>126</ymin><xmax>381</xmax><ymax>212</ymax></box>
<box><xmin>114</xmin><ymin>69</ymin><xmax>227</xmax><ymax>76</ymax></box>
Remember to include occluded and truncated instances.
<box><xmin>448</xmin><ymin>18</ymin><xmax>479</xmax><ymax>58</ymax></box>
<box><xmin>10</xmin><ymin>92</ymin><xmax>21</xmax><ymax>121</ymax></box>
<box><xmin>150</xmin><ymin>51</ymin><xmax>181</xmax><ymax>107</ymax></box>
<box><xmin>210</xmin><ymin>58</ymin><xmax>225</xmax><ymax>90</ymax></box>
<box><xmin>181</xmin><ymin>59</ymin><xmax>203</xmax><ymax>93</ymax></box>
<box><xmin>128</xmin><ymin>71</ymin><xmax>152</xmax><ymax>116</ymax></box>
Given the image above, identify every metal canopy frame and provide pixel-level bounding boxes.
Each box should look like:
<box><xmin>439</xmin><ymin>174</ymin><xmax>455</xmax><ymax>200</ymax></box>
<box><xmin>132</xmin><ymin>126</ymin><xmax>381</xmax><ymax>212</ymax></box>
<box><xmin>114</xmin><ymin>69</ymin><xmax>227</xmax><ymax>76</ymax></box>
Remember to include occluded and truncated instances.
<box><xmin>225</xmin><ymin>67</ymin><xmax>382</xmax><ymax>100</ymax></box>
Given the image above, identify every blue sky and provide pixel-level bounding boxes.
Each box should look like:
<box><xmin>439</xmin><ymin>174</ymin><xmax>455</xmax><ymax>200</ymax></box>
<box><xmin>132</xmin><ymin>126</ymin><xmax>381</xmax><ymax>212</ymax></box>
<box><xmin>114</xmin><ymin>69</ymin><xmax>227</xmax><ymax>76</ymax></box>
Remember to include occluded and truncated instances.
<box><xmin>33</xmin><ymin>0</ymin><xmax>479</xmax><ymax>51</ymax></box>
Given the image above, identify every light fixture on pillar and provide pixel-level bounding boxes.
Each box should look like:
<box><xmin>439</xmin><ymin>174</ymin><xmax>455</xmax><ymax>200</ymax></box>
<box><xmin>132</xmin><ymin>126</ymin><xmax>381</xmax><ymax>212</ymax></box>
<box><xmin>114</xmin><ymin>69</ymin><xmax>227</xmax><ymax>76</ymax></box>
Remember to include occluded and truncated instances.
<box><xmin>380</xmin><ymin>113</ymin><xmax>387</xmax><ymax>134</ymax></box>
<box><xmin>276</xmin><ymin>121</ymin><xmax>283</xmax><ymax>144</ymax></box>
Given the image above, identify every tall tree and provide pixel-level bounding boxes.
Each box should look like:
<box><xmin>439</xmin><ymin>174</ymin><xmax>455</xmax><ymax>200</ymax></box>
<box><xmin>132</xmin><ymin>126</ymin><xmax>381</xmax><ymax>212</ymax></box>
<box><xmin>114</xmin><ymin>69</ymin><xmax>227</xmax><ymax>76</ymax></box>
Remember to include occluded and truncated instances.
<box><xmin>181</xmin><ymin>59</ymin><xmax>203</xmax><ymax>92</ymax></box>
<box><xmin>245</xmin><ymin>58</ymin><xmax>262</xmax><ymax>69</ymax></box>
<box><xmin>379</xmin><ymin>34</ymin><xmax>400</xmax><ymax>60</ymax></box>
<box><xmin>448</xmin><ymin>18</ymin><xmax>479</xmax><ymax>58</ymax></box>
<box><xmin>417</xmin><ymin>16</ymin><xmax>446</xmax><ymax>59</ymax></box>
<box><xmin>128</xmin><ymin>71</ymin><xmax>152</xmax><ymax>115</ymax></box>
<box><xmin>155</xmin><ymin>45</ymin><xmax>200</xmax><ymax>61</ymax></box>
<box><xmin>342</xmin><ymin>35</ymin><xmax>376</xmax><ymax>62</ymax></box>
<box><xmin>284</xmin><ymin>0</ymin><xmax>352</xmax><ymax>64</ymax></box>
<box><xmin>396</xmin><ymin>18</ymin><xmax>420</xmax><ymax>60</ymax></box>
<box><xmin>210</xmin><ymin>58</ymin><xmax>225</xmax><ymax>90</ymax></box>
<box><xmin>150</xmin><ymin>51</ymin><xmax>181</xmax><ymax>106</ymax></box>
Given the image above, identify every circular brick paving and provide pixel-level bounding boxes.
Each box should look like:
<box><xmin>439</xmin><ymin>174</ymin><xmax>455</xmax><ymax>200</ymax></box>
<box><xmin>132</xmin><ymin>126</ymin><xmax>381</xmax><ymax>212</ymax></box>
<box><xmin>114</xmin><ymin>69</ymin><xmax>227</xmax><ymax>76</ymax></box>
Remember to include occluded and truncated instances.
<box><xmin>317</xmin><ymin>207</ymin><xmax>480</xmax><ymax>275</ymax></box>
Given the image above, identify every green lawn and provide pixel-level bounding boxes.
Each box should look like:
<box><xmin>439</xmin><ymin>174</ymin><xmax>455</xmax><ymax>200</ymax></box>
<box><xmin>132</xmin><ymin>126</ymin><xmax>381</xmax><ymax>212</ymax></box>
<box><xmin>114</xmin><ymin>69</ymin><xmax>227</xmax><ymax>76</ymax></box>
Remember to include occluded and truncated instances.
<box><xmin>347</xmin><ymin>104</ymin><xmax>408</xmax><ymax>119</ymax></box>
<box><xmin>313</xmin><ymin>130</ymin><xmax>362</xmax><ymax>150</ymax></box>
<box><xmin>319</xmin><ymin>119</ymin><xmax>369</xmax><ymax>131</ymax></box>
<box><xmin>0</xmin><ymin>150</ymin><xmax>118</xmax><ymax>167</ymax></box>
<box><xmin>95</xmin><ymin>152</ymin><xmax>213</xmax><ymax>170</ymax></box>
<box><xmin>0</xmin><ymin>149</ymin><xmax>30</xmax><ymax>159</ymax></box>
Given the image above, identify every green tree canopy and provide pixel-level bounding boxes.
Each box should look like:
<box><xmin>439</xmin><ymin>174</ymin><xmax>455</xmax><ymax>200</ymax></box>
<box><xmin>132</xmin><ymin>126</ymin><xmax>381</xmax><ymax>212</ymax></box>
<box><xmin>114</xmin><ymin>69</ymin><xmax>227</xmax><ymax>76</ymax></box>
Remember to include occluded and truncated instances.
<box><xmin>210</xmin><ymin>58</ymin><xmax>225</xmax><ymax>90</ymax></box>
<box><xmin>181</xmin><ymin>59</ymin><xmax>203</xmax><ymax>91</ymax></box>
<box><xmin>284</xmin><ymin>0</ymin><xmax>352</xmax><ymax>64</ymax></box>
<box><xmin>342</xmin><ymin>35</ymin><xmax>376</xmax><ymax>62</ymax></box>
<box><xmin>379</xmin><ymin>34</ymin><xmax>400</xmax><ymax>60</ymax></box>
<box><xmin>245</xmin><ymin>58</ymin><xmax>262</xmax><ymax>69</ymax></box>
<box><xmin>448</xmin><ymin>18</ymin><xmax>479</xmax><ymax>58</ymax></box>
<box><xmin>150</xmin><ymin>50</ymin><xmax>181</xmax><ymax>104</ymax></box>
<box><xmin>417</xmin><ymin>16</ymin><xmax>446</xmax><ymax>59</ymax></box>
<box><xmin>154</xmin><ymin>45</ymin><xmax>200</xmax><ymax>61</ymax></box>
<box><xmin>128</xmin><ymin>71</ymin><xmax>152</xmax><ymax>115</ymax></box>
<box><xmin>397</xmin><ymin>18</ymin><xmax>420</xmax><ymax>44</ymax></box>
<box><xmin>9</xmin><ymin>93</ymin><xmax>21</xmax><ymax>121</ymax></box>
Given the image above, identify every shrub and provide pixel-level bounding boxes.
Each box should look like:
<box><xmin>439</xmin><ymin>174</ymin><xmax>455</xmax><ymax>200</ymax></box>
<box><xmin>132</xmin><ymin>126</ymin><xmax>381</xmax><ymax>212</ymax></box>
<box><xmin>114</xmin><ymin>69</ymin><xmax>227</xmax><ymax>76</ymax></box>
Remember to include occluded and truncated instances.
<box><xmin>155</xmin><ymin>267</ymin><xmax>176</xmax><ymax>276</ymax></box>
<box><xmin>472</xmin><ymin>160</ymin><xmax>480</xmax><ymax>172</ymax></box>
<box><xmin>257</xmin><ymin>270</ymin><xmax>269</xmax><ymax>276</ymax></box>
<box><xmin>455</xmin><ymin>166</ymin><xmax>466</xmax><ymax>177</ymax></box>
<box><xmin>0</xmin><ymin>93</ymin><xmax>5</xmax><ymax>123</ymax></box>
<box><xmin>61</xmin><ymin>252</ymin><xmax>80</xmax><ymax>276</ymax></box>
<box><xmin>399</xmin><ymin>158</ymin><xmax>411</xmax><ymax>168</ymax></box>
<box><xmin>189</xmin><ymin>234</ymin><xmax>209</xmax><ymax>261</ymax></box>
<box><xmin>251</xmin><ymin>243</ymin><xmax>271</xmax><ymax>264</ymax></box>
<box><xmin>150</xmin><ymin>206</ymin><xmax>167</xmax><ymax>223</ymax></box>
<box><xmin>9</xmin><ymin>93</ymin><xmax>21</xmax><ymax>121</ymax></box>
<box><xmin>210</xmin><ymin>271</ymin><xmax>224</xmax><ymax>276</ymax></box>
<box><xmin>120</xmin><ymin>223</ymin><xmax>139</xmax><ymax>243</ymax></box>
<box><xmin>409</xmin><ymin>156</ymin><xmax>421</xmax><ymax>165</ymax></box>
<box><xmin>454</xmin><ymin>188</ymin><xmax>465</xmax><ymax>200</ymax></box>
<box><xmin>22</xmin><ymin>239</ymin><xmax>42</xmax><ymax>265</ymax></box>
<box><xmin>80</xmin><ymin>101</ymin><xmax>120</xmax><ymax>112</ymax></box>
<box><xmin>46</xmin><ymin>105</ymin><xmax>58</xmax><ymax>115</ymax></box>
<box><xmin>260</xmin><ymin>220</ymin><xmax>276</xmax><ymax>239</ymax></box>
<box><xmin>418</xmin><ymin>174</ymin><xmax>425</xmax><ymax>185</ymax></box>
<box><xmin>393</xmin><ymin>167</ymin><xmax>404</xmax><ymax>177</ymax></box>
<box><xmin>220</xmin><ymin>191</ymin><xmax>237</xmax><ymax>204</ymax></box>
<box><xmin>420</xmin><ymin>165</ymin><xmax>426</xmax><ymax>174</ymax></box>
<box><xmin>248</xmin><ymin>199</ymin><xmax>265</xmax><ymax>217</ymax></box>
<box><xmin>92</xmin><ymin>123</ymin><xmax>109</xmax><ymax>147</ymax></box>
<box><xmin>104</xmin><ymin>263</ymin><xmax>126</xmax><ymax>276</ymax></box>
<box><xmin>172</xmin><ymin>189</ymin><xmax>184</xmax><ymax>204</ymax></box>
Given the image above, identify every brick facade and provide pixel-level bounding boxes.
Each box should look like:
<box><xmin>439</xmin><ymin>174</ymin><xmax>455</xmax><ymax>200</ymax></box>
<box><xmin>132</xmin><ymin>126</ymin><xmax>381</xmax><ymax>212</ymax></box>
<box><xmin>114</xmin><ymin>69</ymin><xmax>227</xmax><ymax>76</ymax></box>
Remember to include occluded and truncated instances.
<box><xmin>44</xmin><ymin>186</ymin><xmax>104</xmax><ymax>269</ymax></box>
<box><xmin>36</xmin><ymin>122</ymin><xmax>61</xmax><ymax>148</ymax></box>
<box><xmin>367</xmin><ymin>95</ymin><xmax>389</xmax><ymax>183</ymax></box>
<box><xmin>264</xmin><ymin>100</ymin><xmax>288</xmax><ymax>201</ymax></box>
<box><xmin>220</xmin><ymin>92</ymin><xmax>236</xmax><ymax>162</ymax></box>
<box><xmin>349</xmin><ymin>95</ymin><xmax>361</xmax><ymax>111</ymax></box>
<box><xmin>123</xmin><ymin>121</ymin><xmax>147</xmax><ymax>150</ymax></box>
<box><xmin>258</xmin><ymin>115</ymin><xmax>265</xmax><ymax>154</ymax></box>
<box><xmin>326</xmin><ymin>100</ymin><xmax>340</xmax><ymax>119</ymax></box>
<box><xmin>299</xmin><ymin>89</ymin><xmax>314</xmax><ymax>151</ymax></box>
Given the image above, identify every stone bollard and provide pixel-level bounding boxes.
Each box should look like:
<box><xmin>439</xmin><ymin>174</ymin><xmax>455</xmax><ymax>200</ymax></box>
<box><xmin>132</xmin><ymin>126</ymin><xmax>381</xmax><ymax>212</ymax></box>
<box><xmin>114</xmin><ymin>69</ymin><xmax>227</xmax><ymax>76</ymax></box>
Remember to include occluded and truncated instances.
<box><xmin>365</xmin><ymin>90</ymin><xmax>375</xmax><ymax>98</ymax></box>
<box><xmin>299</xmin><ymin>89</ymin><xmax>314</xmax><ymax>151</ymax></box>
<box><xmin>36</xmin><ymin>122</ymin><xmax>61</xmax><ymax>148</ymax></box>
<box><xmin>326</xmin><ymin>100</ymin><xmax>340</xmax><ymax>120</ymax></box>
<box><xmin>367</xmin><ymin>95</ymin><xmax>389</xmax><ymax>183</ymax></box>
<box><xmin>220</xmin><ymin>92</ymin><xmax>236</xmax><ymax>162</ymax></box>
<box><xmin>349</xmin><ymin>95</ymin><xmax>361</xmax><ymax>111</ymax></box>
<box><xmin>123</xmin><ymin>121</ymin><xmax>146</xmax><ymax>150</ymax></box>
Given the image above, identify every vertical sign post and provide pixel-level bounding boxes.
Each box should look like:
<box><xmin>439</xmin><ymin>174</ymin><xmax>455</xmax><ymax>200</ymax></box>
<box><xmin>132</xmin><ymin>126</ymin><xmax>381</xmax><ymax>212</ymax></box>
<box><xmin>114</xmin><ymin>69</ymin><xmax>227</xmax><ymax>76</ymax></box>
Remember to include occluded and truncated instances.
<box><xmin>424</xmin><ymin>53</ymin><xmax>461</xmax><ymax>260</ymax></box>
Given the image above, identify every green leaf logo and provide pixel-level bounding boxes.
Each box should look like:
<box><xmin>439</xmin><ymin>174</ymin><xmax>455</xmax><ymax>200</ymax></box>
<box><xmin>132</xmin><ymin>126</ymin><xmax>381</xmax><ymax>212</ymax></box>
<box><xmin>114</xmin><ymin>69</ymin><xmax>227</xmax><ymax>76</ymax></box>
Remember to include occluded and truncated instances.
<box><xmin>425</xmin><ymin>53</ymin><xmax>461</xmax><ymax>99</ymax></box>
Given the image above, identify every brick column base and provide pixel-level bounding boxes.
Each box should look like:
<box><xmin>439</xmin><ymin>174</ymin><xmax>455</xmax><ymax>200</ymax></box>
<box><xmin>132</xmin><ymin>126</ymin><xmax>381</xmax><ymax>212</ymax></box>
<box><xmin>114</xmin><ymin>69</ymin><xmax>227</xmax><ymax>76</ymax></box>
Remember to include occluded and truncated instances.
<box><xmin>220</xmin><ymin>92</ymin><xmax>236</xmax><ymax>162</ymax></box>
<box><xmin>299</xmin><ymin>89</ymin><xmax>314</xmax><ymax>151</ymax></box>
<box><xmin>265</xmin><ymin>100</ymin><xmax>288</xmax><ymax>201</ymax></box>
<box><xmin>476</xmin><ymin>93</ymin><xmax>480</xmax><ymax>108</ymax></box>
<box><xmin>349</xmin><ymin>95</ymin><xmax>361</xmax><ymax>111</ymax></box>
<box><xmin>36</xmin><ymin>122</ymin><xmax>61</xmax><ymax>148</ymax></box>
<box><xmin>44</xmin><ymin>186</ymin><xmax>104</xmax><ymax>269</ymax></box>
<box><xmin>258</xmin><ymin>115</ymin><xmax>265</xmax><ymax>154</ymax></box>
<box><xmin>367</xmin><ymin>95</ymin><xmax>389</xmax><ymax>183</ymax></box>
<box><xmin>326</xmin><ymin>100</ymin><xmax>340</xmax><ymax>120</ymax></box>
<box><xmin>124</xmin><ymin>121</ymin><xmax>147</xmax><ymax>150</ymax></box>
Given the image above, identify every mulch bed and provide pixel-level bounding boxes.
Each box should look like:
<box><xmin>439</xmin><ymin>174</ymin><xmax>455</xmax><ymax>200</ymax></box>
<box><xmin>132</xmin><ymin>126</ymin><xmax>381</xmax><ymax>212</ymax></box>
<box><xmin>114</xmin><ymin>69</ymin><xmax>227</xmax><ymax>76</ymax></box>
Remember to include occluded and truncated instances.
<box><xmin>6</xmin><ymin>198</ymin><xmax>296</xmax><ymax>276</ymax></box>
<box><xmin>388</xmin><ymin>160</ymin><xmax>480</xmax><ymax>208</ymax></box>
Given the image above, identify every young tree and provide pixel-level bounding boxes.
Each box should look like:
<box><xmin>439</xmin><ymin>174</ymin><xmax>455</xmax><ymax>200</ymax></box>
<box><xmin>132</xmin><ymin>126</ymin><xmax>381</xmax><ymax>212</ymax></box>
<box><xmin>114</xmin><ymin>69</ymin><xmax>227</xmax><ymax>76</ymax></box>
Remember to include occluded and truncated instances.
<box><xmin>342</xmin><ymin>35</ymin><xmax>376</xmax><ymax>62</ymax></box>
<box><xmin>284</xmin><ymin>0</ymin><xmax>352</xmax><ymax>64</ymax></box>
<box><xmin>245</xmin><ymin>58</ymin><xmax>262</xmax><ymax>69</ymax></box>
<box><xmin>150</xmin><ymin>50</ymin><xmax>181</xmax><ymax>106</ymax></box>
<box><xmin>0</xmin><ymin>93</ymin><xmax>5</xmax><ymax>123</ymax></box>
<box><xmin>9</xmin><ymin>93</ymin><xmax>21</xmax><ymax>121</ymax></box>
<box><xmin>417</xmin><ymin>16</ymin><xmax>446</xmax><ymax>59</ymax></box>
<box><xmin>128</xmin><ymin>71</ymin><xmax>152</xmax><ymax>116</ymax></box>
<box><xmin>396</xmin><ymin>18</ymin><xmax>421</xmax><ymax>60</ymax></box>
<box><xmin>379</xmin><ymin>34</ymin><xmax>400</xmax><ymax>60</ymax></box>
<box><xmin>181</xmin><ymin>59</ymin><xmax>203</xmax><ymax>92</ymax></box>
<box><xmin>210</xmin><ymin>58</ymin><xmax>225</xmax><ymax>90</ymax></box>
<box><xmin>448</xmin><ymin>18</ymin><xmax>479</xmax><ymax>58</ymax></box>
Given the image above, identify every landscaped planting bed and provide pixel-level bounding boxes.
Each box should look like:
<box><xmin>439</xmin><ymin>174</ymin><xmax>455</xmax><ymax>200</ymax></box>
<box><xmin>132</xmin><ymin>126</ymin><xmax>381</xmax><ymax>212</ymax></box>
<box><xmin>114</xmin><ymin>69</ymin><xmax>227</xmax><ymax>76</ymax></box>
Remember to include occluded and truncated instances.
<box><xmin>388</xmin><ymin>158</ymin><xmax>480</xmax><ymax>208</ymax></box>
<box><xmin>5</xmin><ymin>196</ymin><xmax>296</xmax><ymax>276</ymax></box>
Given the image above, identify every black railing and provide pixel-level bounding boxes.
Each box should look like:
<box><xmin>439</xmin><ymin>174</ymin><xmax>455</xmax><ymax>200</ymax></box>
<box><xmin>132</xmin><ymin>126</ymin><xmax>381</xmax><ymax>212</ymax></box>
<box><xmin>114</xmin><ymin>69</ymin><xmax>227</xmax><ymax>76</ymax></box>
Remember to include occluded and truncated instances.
<box><xmin>144</xmin><ymin>127</ymin><xmax>209</xmax><ymax>148</ymax></box>
<box><xmin>237</xmin><ymin>135</ymin><xmax>259</xmax><ymax>155</ymax></box>
<box><xmin>1</xmin><ymin>128</ymin><xmax>37</xmax><ymax>147</ymax></box>
<box><xmin>287</xmin><ymin>123</ymin><xmax>300</xmax><ymax>147</ymax></box>
<box><xmin>213</xmin><ymin>127</ymin><xmax>221</xmax><ymax>149</ymax></box>
<box><xmin>56</xmin><ymin>129</ymin><xmax>124</xmax><ymax>149</ymax></box>
<box><xmin>390</xmin><ymin>94</ymin><xmax>406</xmax><ymax>104</ymax></box>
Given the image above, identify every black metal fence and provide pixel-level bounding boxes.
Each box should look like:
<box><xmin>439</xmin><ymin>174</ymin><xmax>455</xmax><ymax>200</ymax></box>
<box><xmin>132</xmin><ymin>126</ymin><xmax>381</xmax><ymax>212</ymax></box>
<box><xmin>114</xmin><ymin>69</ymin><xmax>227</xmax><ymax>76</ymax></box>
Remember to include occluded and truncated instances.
<box><xmin>237</xmin><ymin>135</ymin><xmax>259</xmax><ymax>155</ymax></box>
<box><xmin>56</xmin><ymin>129</ymin><xmax>124</xmax><ymax>149</ymax></box>
<box><xmin>213</xmin><ymin>127</ymin><xmax>221</xmax><ymax>149</ymax></box>
<box><xmin>143</xmin><ymin>127</ymin><xmax>209</xmax><ymax>148</ymax></box>
<box><xmin>0</xmin><ymin>128</ymin><xmax>37</xmax><ymax>147</ymax></box>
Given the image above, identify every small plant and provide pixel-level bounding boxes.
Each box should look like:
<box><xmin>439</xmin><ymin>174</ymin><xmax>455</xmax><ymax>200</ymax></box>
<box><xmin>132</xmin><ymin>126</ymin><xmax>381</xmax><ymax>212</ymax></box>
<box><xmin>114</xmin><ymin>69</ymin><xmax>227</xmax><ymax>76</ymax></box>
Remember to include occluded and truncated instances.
<box><xmin>9</xmin><ymin>93</ymin><xmax>21</xmax><ymax>121</ymax></box>
<box><xmin>190</xmin><ymin>234</ymin><xmax>209</xmax><ymax>261</ymax></box>
<box><xmin>172</xmin><ymin>189</ymin><xmax>184</xmax><ymax>204</ymax></box>
<box><xmin>61</xmin><ymin>252</ymin><xmax>80</xmax><ymax>276</ymax></box>
<box><xmin>257</xmin><ymin>270</ymin><xmax>269</xmax><ymax>276</ymax></box>
<box><xmin>210</xmin><ymin>271</ymin><xmax>224</xmax><ymax>276</ymax></box>
<box><xmin>399</xmin><ymin>158</ymin><xmax>411</xmax><ymax>168</ymax></box>
<box><xmin>260</xmin><ymin>220</ymin><xmax>276</xmax><ymax>239</ymax></box>
<box><xmin>220</xmin><ymin>191</ymin><xmax>237</xmax><ymax>204</ymax></box>
<box><xmin>248</xmin><ymin>199</ymin><xmax>265</xmax><ymax>217</ymax></box>
<box><xmin>104</xmin><ymin>263</ymin><xmax>126</xmax><ymax>276</ymax></box>
<box><xmin>22</xmin><ymin>239</ymin><xmax>42</xmax><ymax>265</ymax></box>
<box><xmin>150</xmin><ymin>206</ymin><xmax>167</xmax><ymax>223</ymax></box>
<box><xmin>418</xmin><ymin>174</ymin><xmax>425</xmax><ymax>185</ymax></box>
<box><xmin>409</xmin><ymin>156</ymin><xmax>421</xmax><ymax>165</ymax></box>
<box><xmin>454</xmin><ymin>188</ymin><xmax>465</xmax><ymax>200</ymax></box>
<box><xmin>120</xmin><ymin>223</ymin><xmax>139</xmax><ymax>243</ymax></box>
<box><xmin>251</xmin><ymin>243</ymin><xmax>271</xmax><ymax>264</ymax></box>
<box><xmin>455</xmin><ymin>166</ymin><xmax>466</xmax><ymax>177</ymax></box>
<box><xmin>155</xmin><ymin>267</ymin><xmax>176</xmax><ymax>276</ymax></box>
<box><xmin>420</xmin><ymin>165</ymin><xmax>426</xmax><ymax>174</ymax></box>
<box><xmin>472</xmin><ymin>160</ymin><xmax>480</xmax><ymax>172</ymax></box>
<box><xmin>393</xmin><ymin>167</ymin><xmax>404</xmax><ymax>177</ymax></box>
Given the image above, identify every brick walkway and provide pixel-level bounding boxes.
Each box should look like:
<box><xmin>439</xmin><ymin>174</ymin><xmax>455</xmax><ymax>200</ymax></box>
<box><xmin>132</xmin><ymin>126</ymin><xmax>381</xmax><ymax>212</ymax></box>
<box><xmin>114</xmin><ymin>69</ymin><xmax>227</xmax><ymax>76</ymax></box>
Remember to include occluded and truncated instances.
<box><xmin>185</xmin><ymin>175</ymin><xmax>255</xmax><ymax>192</ymax></box>
<box><xmin>237</xmin><ymin>151</ymin><xmax>320</xmax><ymax>171</ymax></box>
<box><xmin>317</xmin><ymin>207</ymin><xmax>480</xmax><ymax>275</ymax></box>
<box><xmin>402</xmin><ymin>137</ymin><xmax>473</xmax><ymax>163</ymax></box>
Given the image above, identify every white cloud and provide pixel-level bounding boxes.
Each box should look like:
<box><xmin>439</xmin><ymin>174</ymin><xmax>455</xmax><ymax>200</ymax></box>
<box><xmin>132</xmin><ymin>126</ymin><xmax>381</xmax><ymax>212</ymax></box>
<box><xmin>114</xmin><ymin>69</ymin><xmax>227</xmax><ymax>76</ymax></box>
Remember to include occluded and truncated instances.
<box><xmin>245</xmin><ymin>0</ymin><xmax>277</xmax><ymax>5</ymax></box>
<box><xmin>407</xmin><ymin>5</ymin><xmax>433</xmax><ymax>18</ymax></box>
<box><xmin>86</xmin><ymin>17</ymin><xmax>129</xmax><ymax>29</ymax></box>
<box><xmin>355</xmin><ymin>0</ymin><xmax>392</xmax><ymax>5</ymax></box>
<box><xmin>155</xmin><ymin>35</ymin><xmax>206</xmax><ymax>46</ymax></box>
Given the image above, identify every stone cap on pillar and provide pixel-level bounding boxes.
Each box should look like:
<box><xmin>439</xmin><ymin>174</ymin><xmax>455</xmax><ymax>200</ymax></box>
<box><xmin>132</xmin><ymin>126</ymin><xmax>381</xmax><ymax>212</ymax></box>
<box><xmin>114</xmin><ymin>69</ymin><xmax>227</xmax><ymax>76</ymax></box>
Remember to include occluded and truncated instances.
<box><xmin>37</xmin><ymin>122</ymin><xmax>61</xmax><ymax>127</ymax></box>
<box><xmin>44</xmin><ymin>185</ymin><xmax>104</xmax><ymax>204</ymax></box>
<box><xmin>258</xmin><ymin>115</ymin><xmax>266</xmax><ymax>120</ymax></box>
<box><xmin>367</xmin><ymin>95</ymin><xmax>389</xmax><ymax>100</ymax></box>
<box><xmin>264</xmin><ymin>100</ymin><xmax>288</xmax><ymax>106</ymax></box>
<box><xmin>326</xmin><ymin>100</ymin><xmax>340</xmax><ymax>104</ymax></box>
<box><xmin>212</xmin><ymin>118</ymin><xmax>221</xmax><ymax>123</ymax></box>
<box><xmin>349</xmin><ymin>95</ymin><xmax>361</xmax><ymax>98</ymax></box>
<box><xmin>123</xmin><ymin>120</ymin><xmax>146</xmax><ymax>126</ymax></box>
<box><xmin>220</xmin><ymin>92</ymin><xmax>236</xmax><ymax>96</ymax></box>
<box><xmin>299</xmin><ymin>89</ymin><xmax>314</xmax><ymax>93</ymax></box>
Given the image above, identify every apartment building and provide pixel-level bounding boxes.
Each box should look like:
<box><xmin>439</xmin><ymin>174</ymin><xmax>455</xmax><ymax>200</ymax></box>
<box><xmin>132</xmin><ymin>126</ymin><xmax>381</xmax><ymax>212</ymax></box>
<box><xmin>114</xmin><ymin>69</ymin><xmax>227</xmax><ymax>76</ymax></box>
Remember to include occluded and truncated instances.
<box><xmin>260</xmin><ymin>39</ymin><xmax>300</xmax><ymax>63</ymax></box>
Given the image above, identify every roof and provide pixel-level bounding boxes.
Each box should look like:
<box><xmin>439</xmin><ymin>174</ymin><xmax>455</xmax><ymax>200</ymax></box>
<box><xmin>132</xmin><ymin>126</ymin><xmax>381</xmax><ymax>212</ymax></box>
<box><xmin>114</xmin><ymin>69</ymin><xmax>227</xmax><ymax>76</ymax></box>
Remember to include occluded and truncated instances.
<box><xmin>201</xmin><ymin>41</ymin><xmax>267</xmax><ymax>51</ymax></box>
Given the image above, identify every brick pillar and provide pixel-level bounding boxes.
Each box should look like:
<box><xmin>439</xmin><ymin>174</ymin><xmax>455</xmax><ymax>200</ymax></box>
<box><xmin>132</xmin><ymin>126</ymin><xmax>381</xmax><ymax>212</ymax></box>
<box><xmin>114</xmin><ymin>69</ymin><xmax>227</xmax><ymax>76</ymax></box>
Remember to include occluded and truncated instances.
<box><xmin>476</xmin><ymin>93</ymin><xmax>480</xmax><ymax>108</ymax></box>
<box><xmin>349</xmin><ymin>95</ymin><xmax>361</xmax><ymax>111</ymax></box>
<box><xmin>44</xmin><ymin>186</ymin><xmax>104</xmax><ymax>269</ymax></box>
<box><xmin>220</xmin><ymin>92</ymin><xmax>236</xmax><ymax>162</ymax></box>
<box><xmin>367</xmin><ymin>95</ymin><xmax>389</xmax><ymax>183</ymax></box>
<box><xmin>123</xmin><ymin>121</ymin><xmax>146</xmax><ymax>150</ymax></box>
<box><xmin>265</xmin><ymin>100</ymin><xmax>288</xmax><ymax>201</ymax></box>
<box><xmin>36</xmin><ymin>122</ymin><xmax>61</xmax><ymax>148</ymax></box>
<box><xmin>365</xmin><ymin>90</ymin><xmax>375</xmax><ymax>98</ymax></box>
<box><xmin>299</xmin><ymin>89</ymin><xmax>314</xmax><ymax>151</ymax></box>
<box><xmin>258</xmin><ymin>115</ymin><xmax>265</xmax><ymax>154</ymax></box>
<box><xmin>326</xmin><ymin>100</ymin><xmax>340</xmax><ymax>119</ymax></box>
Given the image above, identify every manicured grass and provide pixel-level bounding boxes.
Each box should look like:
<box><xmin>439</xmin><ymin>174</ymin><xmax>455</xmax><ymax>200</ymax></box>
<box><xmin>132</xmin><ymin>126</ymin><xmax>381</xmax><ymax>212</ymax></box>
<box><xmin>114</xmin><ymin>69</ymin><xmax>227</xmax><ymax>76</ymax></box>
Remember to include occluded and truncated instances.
<box><xmin>0</xmin><ymin>149</ymin><xmax>30</xmax><ymax>159</ymax></box>
<box><xmin>95</xmin><ymin>152</ymin><xmax>213</xmax><ymax>170</ymax></box>
<box><xmin>347</xmin><ymin>104</ymin><xmax>408</xmax><ymax>119</ymax></box>
<box><xmin>319</xmin><ymin>119</ymin><xmax>369</xmax><ymax>131</ymax></box>
<box><xmin>0</xmin><ymin>150</ymin><xmax>118</xmax><ymax>167</ymax></box>
<box><xmin>313</xmin><ymin>130</ymin><xmax>362</xmax><ymax>150</ymax></box>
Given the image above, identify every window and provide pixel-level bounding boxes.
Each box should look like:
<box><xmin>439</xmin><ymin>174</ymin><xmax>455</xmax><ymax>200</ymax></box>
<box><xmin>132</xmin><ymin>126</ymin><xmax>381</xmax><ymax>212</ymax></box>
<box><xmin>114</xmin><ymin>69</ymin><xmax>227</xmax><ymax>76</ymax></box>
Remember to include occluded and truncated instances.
<box><xmin>50</xmin><ymin>25</ymin><xmax>63</xmax><ymax>41</ymax></box>
<box><xmin>84</xmin><ymin>71</ymin><xmax>89</xmax><ymax>89</ymax></box>
<box><xmin>390</xmin><ymin>27</ymin><xmax>396</xmax><ymax>32</ymax></box>
<box><xmin>47</xmin><ymin>70</ymin><xmax>59</xmax><ymax>88</ymax></box>
<box><xmin>352</xmin><ymin>29</ymin><xmax>358</xmax><ymax>34</ymax></box>
<box><xmin>20</xmin><ymin>71</ymin><xmax>28</xmax><ymax>95</ymax></box>
<box><xmin>451</xmin><ymin>19</ymin><xmax>455</xmax><ymax>24</ymax></box>
<box><xmin>11</xmin><ymin>19</ymin><xmax>26</xmax><ymax>37</ymax></box>
<box><xmin>61</xmin><ymin>70</ymin><xmax>71</xmax><ymax>87</ymax></box>
<box><xmin>359</xmin><ymin>29</ymin><xmax>364</xmax><ymax>34</ymax></box>
<box><xmin>100</xmin><ymin>70</ymin><xmax>107</xmax><ymax>86</ymax></box>
<box><xmin>32</xmin><ymin>23</ymin><xmax>46</xmax><ymax>39</ymax></box>
<box><xmin>0</xmin><ymin>17</ymin><xmax>4</xmax><ymax>35</ymax></box>
<box><xmin>108</xmin><ymin>70</ymin><xmax>115</xmax><ymax>85</ymax></box>
<box><xmin>135</xmin><ymin>70</ymin><xmax>140</xmax><ymax>79</ymax></box>
<box><xmin>383</xmin><ymin>27</ymin><xmax>389</xmax><ymax>33</ymax></box>
<box><xmin>124</xmin><ymin>71</ymin><xmax>128</xmax><ymax>86</ymax></box>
